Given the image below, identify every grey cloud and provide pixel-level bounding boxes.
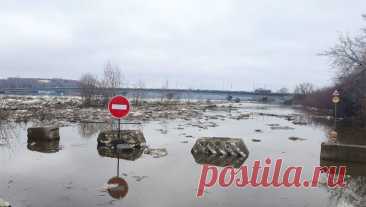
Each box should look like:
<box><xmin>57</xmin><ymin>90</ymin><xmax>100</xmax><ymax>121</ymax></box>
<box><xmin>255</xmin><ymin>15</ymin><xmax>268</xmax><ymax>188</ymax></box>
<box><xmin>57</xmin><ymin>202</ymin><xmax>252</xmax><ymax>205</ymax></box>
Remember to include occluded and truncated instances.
<box><xmin>0</xmin><ymin>0</ymin><xmax>365</xmax><ymax>90</ymax></box>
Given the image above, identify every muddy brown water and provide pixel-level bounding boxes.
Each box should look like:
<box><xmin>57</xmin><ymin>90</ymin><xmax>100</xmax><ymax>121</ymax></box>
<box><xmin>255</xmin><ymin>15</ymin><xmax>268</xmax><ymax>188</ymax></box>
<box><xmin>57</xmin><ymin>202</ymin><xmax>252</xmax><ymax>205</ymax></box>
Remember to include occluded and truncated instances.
<box><xmin>0</xmin><ymin>102</ymin><xmax>365</xmax><ymax>207</ymax></box>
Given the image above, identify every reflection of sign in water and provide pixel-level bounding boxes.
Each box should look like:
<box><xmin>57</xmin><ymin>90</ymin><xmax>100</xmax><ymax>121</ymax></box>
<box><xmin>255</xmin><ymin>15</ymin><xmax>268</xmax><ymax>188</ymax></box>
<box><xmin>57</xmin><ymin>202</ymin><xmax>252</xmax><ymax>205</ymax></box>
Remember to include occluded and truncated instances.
<box><xmin>108</xmin><ymin>96</ymin><xmax>130</xmax><ymax>119</ymax></box>
<box><xmin>107</xmin><ymin>176</ymin><xmax>128</xmax><ymax>199</ymax></box>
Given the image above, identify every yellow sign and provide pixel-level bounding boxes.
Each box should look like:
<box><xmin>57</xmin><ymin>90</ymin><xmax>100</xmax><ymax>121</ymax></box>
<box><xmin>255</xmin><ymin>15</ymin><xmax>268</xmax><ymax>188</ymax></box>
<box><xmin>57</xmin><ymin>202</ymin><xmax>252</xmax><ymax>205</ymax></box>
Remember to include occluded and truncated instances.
<box><xmin>332</xmin><ymin>96</ymin><xmax>340</xmax><ymax>104</ymax></box>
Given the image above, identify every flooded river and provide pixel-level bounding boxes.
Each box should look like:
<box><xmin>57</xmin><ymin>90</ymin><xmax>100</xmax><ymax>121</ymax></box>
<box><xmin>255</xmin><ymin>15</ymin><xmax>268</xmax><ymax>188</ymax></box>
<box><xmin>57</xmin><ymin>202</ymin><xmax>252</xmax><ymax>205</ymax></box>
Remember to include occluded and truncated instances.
<box><xmin>0</xmin><ymin>102</ymin><xmax>365</xmax><ymax>207</ymax></box>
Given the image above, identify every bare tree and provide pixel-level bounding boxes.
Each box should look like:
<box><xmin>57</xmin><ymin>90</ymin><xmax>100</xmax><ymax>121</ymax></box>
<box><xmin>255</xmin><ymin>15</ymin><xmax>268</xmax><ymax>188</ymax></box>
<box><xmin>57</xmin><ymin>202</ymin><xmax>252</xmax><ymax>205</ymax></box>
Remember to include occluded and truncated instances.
<box><xmin>100</xmin><ymin>62</ymin><xmax>123</xmax><ymax>103</ymax></box>
<box><xmin>294</xmin><ymin>83</ymin><xmax>315</xmax><ymax>96</ymax></box>
<box><xmin>160</xmin><ymin>79</ymin><xmax>169</xmax><ymax>102</ymax></box>
<box><xmin>132</xmin><ymin>80</ymin><xmax>146</xmax><ymax>106</ymax></box>
<box><xmin>79</xmin><ymin>73</ymin><xmax>99</xmax><ymax>106</ymax></box>
<box><xmin>321</xmin><ymin>14</ymin><xmax>366</xmax><ymax>118</ymax></box>
<box><xmin>277</xmin><ymin>87</ymin><xmax>289</xmax><ymax>94</ymax></box>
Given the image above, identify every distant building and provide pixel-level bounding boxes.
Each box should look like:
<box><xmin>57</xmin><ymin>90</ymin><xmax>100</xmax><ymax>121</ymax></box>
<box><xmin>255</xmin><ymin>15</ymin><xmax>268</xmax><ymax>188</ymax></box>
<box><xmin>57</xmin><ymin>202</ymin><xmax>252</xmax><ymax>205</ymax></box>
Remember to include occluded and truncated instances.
<box><xmin>254</xmin><ymin>88</ymin><xmax>271</xmax><ymax>94</ymax></box>
<box><xmin>0</xmin><ymin>77</ymin><xmax>79</xmax><ymax>89</ymax></box>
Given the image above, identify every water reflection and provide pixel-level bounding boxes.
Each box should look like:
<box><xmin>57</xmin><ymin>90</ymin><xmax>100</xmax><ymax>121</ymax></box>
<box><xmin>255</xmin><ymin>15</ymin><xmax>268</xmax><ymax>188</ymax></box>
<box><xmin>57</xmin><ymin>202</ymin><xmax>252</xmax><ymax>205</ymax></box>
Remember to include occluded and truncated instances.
<box><xmin>106</xmin><ymin>176</ymin><xmax>129</xmax><ymax>199</ymax></box>
<box><xmin>0</xmin><ymin>121</ymin><xmax>17</xmax><ymax>147</ymax></box>
<box><xmin>322</xmin><ymin>175</ymin><xmax>366</xmax><ymax>207</ymax></box>
<box><xmin>78</xmin><ymin>122</ymin><xmax>108</xmax><ymax>138</ymax></box>
<box><xmin>321</xmin><ymin>147</ymin><xmax>366</xmax><ymax>206</ymax></box>
<box><xmin>26</xmin><ymin>127</ymin><xmax>61</xmax><ymax>153</ymax></box>
<box><xmin>97</xmin><ymin>146</ymin><xmax>144</xmax><ymax>161</ymax></box>
<box><xmin>27</xmin><ymin>139</ymin><xmax>60</xmax><ymax>153</ymax></box>
<box><xmin>191</xmin><ymin>152</ymin><xmax>248</xmax><ymax>168</ymax></box>
<box><xmin>99</xmin><ymin>145</ymin><xmax>135</xmax><ymax>199</ymax></box>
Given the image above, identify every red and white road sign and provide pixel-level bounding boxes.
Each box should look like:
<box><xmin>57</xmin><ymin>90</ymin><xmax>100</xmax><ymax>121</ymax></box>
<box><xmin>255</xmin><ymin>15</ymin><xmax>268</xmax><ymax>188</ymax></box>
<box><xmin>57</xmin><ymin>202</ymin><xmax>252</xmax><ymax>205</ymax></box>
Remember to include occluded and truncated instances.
<box><xmin>108</xmin><ymin>96</ymin><xmax>130</xmax><ymax>119</ymax></box>
<box><xmin>107</xmin><ymin>176</ymin><xmax>128</xmax><ymax>199</ymax></box>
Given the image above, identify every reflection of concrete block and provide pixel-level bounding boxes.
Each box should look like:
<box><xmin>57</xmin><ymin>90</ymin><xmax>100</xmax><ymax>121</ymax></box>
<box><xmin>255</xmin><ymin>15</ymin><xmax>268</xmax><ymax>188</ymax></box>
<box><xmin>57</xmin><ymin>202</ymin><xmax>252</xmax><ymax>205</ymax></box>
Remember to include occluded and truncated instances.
<box><xmin>321</xmin><ymin>142</ymin><xmax>366</xmax><ymax>163</ymax></box>
<box><xmin>97</xmin><ymin>146</ymin><xmax>144</xmax><ymax>161</ymax></box>
<box><xmin>27</xmin><ymin>127</ymin><xmax>60</xmax><ymax>140</ymax></box>
<box><xmin>320</xmin><ymin>159</ymin><xmax>366</xmax><ymax>176</ymax></box>
<box><xmin>191</xmin><ymin>137</ymin><xmax>249</xmax><ymax>168</ymax></box>
<box><xmin>27</xmin><ymin>139</ymin><xmax>60</xmax><ymax>153</ymax></box>
<box><xmin>192</xmin><ymin>153</ymin><xmax>248</xmax><ymax>168</ymax></box>
<box><xmin>97</xmin><ymin>130</ymin><xmax>146</xmax><ymax>148</ymax></box>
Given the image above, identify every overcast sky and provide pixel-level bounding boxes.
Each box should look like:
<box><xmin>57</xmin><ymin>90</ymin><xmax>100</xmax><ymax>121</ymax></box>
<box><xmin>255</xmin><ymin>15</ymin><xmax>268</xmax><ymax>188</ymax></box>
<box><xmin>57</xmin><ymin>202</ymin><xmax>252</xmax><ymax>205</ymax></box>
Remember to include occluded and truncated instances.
<box><xmin>0</xmin><ymin>0</ymin><xmax>365</xmax><ymax>91</ymax></box>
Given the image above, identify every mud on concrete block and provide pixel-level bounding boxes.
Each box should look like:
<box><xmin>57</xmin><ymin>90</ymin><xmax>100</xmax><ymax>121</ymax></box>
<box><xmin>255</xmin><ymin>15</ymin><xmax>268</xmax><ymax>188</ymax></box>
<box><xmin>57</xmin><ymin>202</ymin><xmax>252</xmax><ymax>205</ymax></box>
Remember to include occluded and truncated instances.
<box><xmin>191</xmin><ymin>137</ymin><xmax>249</xmax><ymax>167</ymax></box>
<box><xmin>27</xmin><ymin>127</ymin><xmax>60</xmax><ymax>141</ymax></box>
<box><xmin>97</xmin><ymin>130</ymin><xmax>146</xmax><ymax>148</ymax></box>
<box><xmin>321</xmin><ymin>142</ymin><xmax>366</xmax><ymax>163</ymax></box>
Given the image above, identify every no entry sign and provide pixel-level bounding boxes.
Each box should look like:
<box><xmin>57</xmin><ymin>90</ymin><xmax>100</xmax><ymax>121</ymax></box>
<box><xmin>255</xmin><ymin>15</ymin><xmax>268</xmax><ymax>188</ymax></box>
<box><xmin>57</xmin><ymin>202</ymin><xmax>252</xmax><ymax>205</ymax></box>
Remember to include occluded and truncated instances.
<box><xmin>108</xmin><ymin>96</ymin><xmax>130</xmax><ymax>119</ymax></box>
<box><xmin>107</xmin><ymin>176</ymin><xmax>128</xmax><ymax>199</ymax></box>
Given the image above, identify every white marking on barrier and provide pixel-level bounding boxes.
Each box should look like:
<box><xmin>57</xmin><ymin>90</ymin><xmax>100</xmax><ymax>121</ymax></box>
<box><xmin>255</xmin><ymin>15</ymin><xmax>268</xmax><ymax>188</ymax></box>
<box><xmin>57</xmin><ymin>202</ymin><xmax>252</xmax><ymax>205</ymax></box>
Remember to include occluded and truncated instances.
<box><xmin>112</xmin><ymin>104</ymin><xmax>127</xmax><ymax>110</ymax></box>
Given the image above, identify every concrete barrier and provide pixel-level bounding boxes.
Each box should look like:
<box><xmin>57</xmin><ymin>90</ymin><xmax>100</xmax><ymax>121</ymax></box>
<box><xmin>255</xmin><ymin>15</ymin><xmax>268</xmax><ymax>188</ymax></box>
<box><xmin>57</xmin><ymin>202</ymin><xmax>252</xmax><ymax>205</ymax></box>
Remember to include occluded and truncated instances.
<box><xmin>191</xmin><ymin>137</ymin><xmax>249</xmax><ymax>167</ymax></box>
<box><xmin>97</xmin><ymin>130</ymin><xmax>146</xmax><ymax>160</ymax></box>
<box><xmin>27</xmin><ymin>127</ymin><xmax>60</xmax><ymax>141</ymax></box>
<box><xmin>320</xmin><ymin>142</ymin><xmax>366</xmax><ymax>163</ymax></box>
<box><xmin>191</xmin><ymin>137</ymin><xmax>249</xmax><ymax>157</ymax></box>
<box><xmin>320</xmin><ymin>159</ymin><xmax>366</xmax><ymax>176</ymax></box>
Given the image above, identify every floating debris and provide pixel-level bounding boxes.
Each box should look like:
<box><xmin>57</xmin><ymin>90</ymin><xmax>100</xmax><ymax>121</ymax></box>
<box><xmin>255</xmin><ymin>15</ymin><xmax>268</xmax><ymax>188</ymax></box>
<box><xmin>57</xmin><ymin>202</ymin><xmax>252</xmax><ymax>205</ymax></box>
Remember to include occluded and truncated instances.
<box><xmin>270</xmin><ymin>126</ymin><xmax>295</xmax><ymax>130</ymax></box>
<box><xmin>236</xmin><ymin>113</ymin><xmax>251</xmax><ymax>120</ymax></box>
<box><xmin>157</xmin><ymin>129</ymin><xmax>168</xmax><ymax>134</ymax></box>
<box><xmin>252</xmin><ymin>139</ymin><xmax>261</xmax><ymax>142</ymax></box>
<box><xmin>288</xmin><ymin>137</ymin><xmax>307</xmax><ymax>141</ymax></box>
<box><xmin>132</xmin><ymin>176</ymin><xmax>148</xmax><ymax>182</ymax></box>
<box><xmin>255</xmin><ymin>129</ymin><xmax>263</xmax><ymax>133</ymax></box>
<box><xmin>0</xmin><ymin>198</ymin><xmax>10</xmax><ymax>207</ymax></box>
<box><xmin>144</xmin><ymin>148</ymin><xmax>168</xmax><ymax>158</ymax></box>
<box><xmin>267</xmin><ymin>123</ymin><xmax>280</xmax><ymax>127</ymax></box>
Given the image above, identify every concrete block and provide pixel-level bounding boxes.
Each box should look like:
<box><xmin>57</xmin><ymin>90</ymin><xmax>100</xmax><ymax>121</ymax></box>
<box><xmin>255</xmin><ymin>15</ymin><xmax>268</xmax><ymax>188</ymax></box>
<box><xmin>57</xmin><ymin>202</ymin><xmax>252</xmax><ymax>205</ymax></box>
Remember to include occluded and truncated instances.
<box><xmin>320</xmin><ymin>142</ymin><xmax>366</xmax><ymax>163</ymax></box>
<box><xmin>27</xmin><ymin>127</ymin><xmax>60</xmax><ymax>141</ymax></box>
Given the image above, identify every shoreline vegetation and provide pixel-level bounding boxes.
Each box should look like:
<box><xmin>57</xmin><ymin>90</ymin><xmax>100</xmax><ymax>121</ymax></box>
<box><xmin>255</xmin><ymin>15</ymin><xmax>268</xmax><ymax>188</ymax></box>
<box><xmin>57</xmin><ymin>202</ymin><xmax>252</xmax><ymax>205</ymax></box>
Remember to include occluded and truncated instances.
<box><xmin>292</xmin><ymin>15</ymin><xmax>366</xmax><ymax>124</ymax></box>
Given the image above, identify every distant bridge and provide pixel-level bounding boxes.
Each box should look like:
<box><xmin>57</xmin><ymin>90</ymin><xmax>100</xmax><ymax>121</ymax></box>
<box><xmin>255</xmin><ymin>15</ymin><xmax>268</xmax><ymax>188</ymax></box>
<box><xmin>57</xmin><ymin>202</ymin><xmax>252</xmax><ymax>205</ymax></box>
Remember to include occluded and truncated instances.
<box><xmin>0</xmin><ymin>87</ymin><xmax>293</xmax><ymax>103</ymax></box>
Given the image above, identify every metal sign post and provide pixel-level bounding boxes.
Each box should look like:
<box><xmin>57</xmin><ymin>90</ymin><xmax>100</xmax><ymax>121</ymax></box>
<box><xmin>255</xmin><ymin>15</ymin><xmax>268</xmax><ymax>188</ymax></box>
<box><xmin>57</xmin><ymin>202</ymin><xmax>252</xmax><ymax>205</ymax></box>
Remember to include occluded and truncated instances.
<box><xmin>332</xmin><ymin>90</ymin><xmax>340</xmax><ymax>129</ymax></box>
<box><xmin>108</xmin><ymin>95</ymin><xmax>131</xmax><ymax>141</ymax></box>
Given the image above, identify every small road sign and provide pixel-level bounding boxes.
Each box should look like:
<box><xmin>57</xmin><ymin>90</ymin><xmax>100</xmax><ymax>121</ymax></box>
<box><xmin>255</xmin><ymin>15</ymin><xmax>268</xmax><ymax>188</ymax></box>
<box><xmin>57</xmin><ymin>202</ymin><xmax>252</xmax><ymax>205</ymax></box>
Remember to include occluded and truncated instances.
<box><xmin>108</xmin><ymin>96</ymin><xmax>130</xmax><ymax>119</ymax></box>
<box><xmin>332</xmin><ymin>96</ymin><xmax>340</xmax><ymax>104</ymax></box>
<box><xmin>332</xmin><ymin>89</ymin><xmax>340</xmax><ymax>97</ymax></box>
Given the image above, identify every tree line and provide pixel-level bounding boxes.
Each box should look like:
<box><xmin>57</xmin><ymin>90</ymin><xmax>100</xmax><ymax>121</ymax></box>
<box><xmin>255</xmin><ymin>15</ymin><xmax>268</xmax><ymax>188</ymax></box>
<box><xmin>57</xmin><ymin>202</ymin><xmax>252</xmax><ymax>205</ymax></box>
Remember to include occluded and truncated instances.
<box><xmin>293</xmin><ymin>14</ymin><xmax>366</xmax><ymax>121</ymax></box>
<box><xmin>79</xmin><ymin>62</ymin><xmax>123</xmax><ymax>106</ymax></box>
